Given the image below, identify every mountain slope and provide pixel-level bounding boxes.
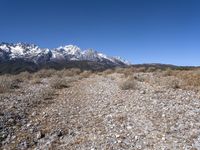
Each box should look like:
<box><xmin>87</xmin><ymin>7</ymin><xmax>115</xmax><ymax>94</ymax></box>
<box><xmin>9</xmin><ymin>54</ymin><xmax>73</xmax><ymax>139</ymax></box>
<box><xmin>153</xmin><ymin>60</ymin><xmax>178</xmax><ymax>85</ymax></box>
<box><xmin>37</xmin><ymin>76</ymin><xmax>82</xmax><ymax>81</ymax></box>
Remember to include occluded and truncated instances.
<box><xmin>0</xmin><ymin>42</ymin><xmax>129</xmax><ymax>74</ymax></box>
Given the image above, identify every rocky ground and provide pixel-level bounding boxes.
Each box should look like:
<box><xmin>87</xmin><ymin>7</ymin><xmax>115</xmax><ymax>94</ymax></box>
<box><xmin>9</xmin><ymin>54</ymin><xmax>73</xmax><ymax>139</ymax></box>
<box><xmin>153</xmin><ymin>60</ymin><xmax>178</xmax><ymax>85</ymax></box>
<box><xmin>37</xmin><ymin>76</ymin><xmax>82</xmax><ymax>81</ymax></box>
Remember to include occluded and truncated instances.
<box><xmin>1</xmin><ymin>70</ymin><xmax>200</xmax><ymax>149</ymax></box>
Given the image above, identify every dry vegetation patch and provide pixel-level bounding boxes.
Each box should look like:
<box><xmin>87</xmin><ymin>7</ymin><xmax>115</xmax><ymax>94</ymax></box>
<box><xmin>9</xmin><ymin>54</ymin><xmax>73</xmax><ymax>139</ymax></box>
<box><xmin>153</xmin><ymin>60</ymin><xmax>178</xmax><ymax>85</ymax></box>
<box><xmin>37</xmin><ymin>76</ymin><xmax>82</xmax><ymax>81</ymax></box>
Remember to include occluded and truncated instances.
<box><xmin>50</xmin><ymin>77</ymin><xmax>70</xmax><ymax>89</ymax></box>
<box><xmin>180</xmin><ymin>72</ymin><xmax>200</xmax><ymax>87</ymax></box>
<box><xmin>33</xmin><ymin>69</ymin><xmax>56</xmax><ymax>78</ymax></box>
<box><xmin>165</xmin><ymin>78</ymin><xmax>181</xmax><ymax>89</ymax></box>
<box><xmin>15</xmin><ymin>71</ymin><xmax>32</xmax><ymax>82</ymax></box>
<box><xmin>30</xmin><ymin>77</ymin><xmax>42</xmax><ymax>84</ymax></box>
<box><xmin>63</xmin><ymin>68</ymin><xmax>81</xmax><ymax>77</ymax></box>
<box><xmin>115</xmin><ymin>67</ymin><xmax>135</xmax><ymax>77</ymax></box>
<box><xmin>0</xmin><ymin>75</ymin><xmax>20</xmax><ymax>93</ymax></box>
<box><xmin>40</xmin><ymin>87</ymin><xmax>56</xmax><ymax>101</ymax></box>
<box><xmin>102</xmin><ymin>69</ymin><xmax>114</xmax><ymax>76</ymax></box>
<box><xmin>161</xmin><ymin>69</ymin><xmax>200</xmax><ymax>90</ymax></box>
<box><xmin>119</xmin><ymin>76</ymin><xmax>137</xmax><ymax>90</ymax></box>
<box><xmin>79</xmin><ymin>70</ymin><xmax>92</xmax><ymax>78</ymax></box>
<box><xmin>176</xmin><ymin>71</ymin><xmax>200</xmax><ymax>90</ymax></box>
<box><xmin>2</xmin><ymin>67</ymin><xmax>200</xmax><ymax>149</ymax></box>
<box><xmin>53</xmin><ymin>68</ymin><xmax>81</xmax><ymax>78</ymax></box>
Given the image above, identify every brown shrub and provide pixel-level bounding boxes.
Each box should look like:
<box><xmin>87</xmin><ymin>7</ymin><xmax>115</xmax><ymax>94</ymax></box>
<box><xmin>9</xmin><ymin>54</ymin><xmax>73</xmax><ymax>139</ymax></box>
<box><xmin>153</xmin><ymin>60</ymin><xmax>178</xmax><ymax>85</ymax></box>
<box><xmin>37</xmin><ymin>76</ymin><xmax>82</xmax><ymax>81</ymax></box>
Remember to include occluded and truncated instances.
<box><xmin>34</xmin><ymin>69</ymin><xmax>56</xmax><ymax>78</ymax></box>
<box><xmin>0</xmin><ymin>76</ymin><xmax>19</xmax><ymax>93</ymax></box>
<box><xmin>50</xmin><ymin>77</ymin><xmax>70</xmax><ymax>89</ymax></box>
<box><xmin>115</xmin><ymin>67</ymin><xmax>126</xmax><ymax>74</ymax></box>
<box><xmin>162</xmin><ymin>68</ymin><xmax>174</xmax><ymax>76</ymax></box>
<box><xmin>80</xmin><ymin>71</ymin><xmax>92</xmax><ymax>78</ymax></box>
<box><xmin>166</xmin><ymin>78</ymin><xmax>181</xmax><ymax>89</ymax></box>
<box><xmin>62</xmin><ymin>68</ymin><xmax>81</xmax><ymax>77</ymax></box>
<box><xmin>134</xmin><ymin>67</ymin><xmax>146</xmax><ymax>72</ymax></box>
<box><xmin>52</xmin><ymin>68</ymin><xmax>82</xmax><ymax>78</ymax></box>
<box><xmin>119</xmin><ymin>76</ymin><xmax>137</xmax><ymax>90</ymax></box>
<box><xmin>96</xmin><ymin>71</ymin><xmax>103</xmax><ymax>76</ymax></box>
<box><xmin>30</xmin><ymin>88</ymin><xmax>56</xmax><ymax>108</ymax></box>
<box><xmin>15</xmin><ymin>71</ymin><xmax>32</xmax><ymax>82</ymax></box>
<box><xmin>114</xmin><ymin>67</ymin><xmax>135</xmax><ymax>77</ymax></box>
<box><xmin>102</xmin><ymin>69</ymin><xmax>114</xmax><ymax>75</ymax></box>
<box><xmin>178</xmin><ymin>72</ymin><xmax>200</xmax><ymax>88</ymax></box>
<box><xmin>114</xmin><ymin>114</ymin><xmax>127</xmax><ymax>124</ymax></box>
<box><xmin>30</xmin><ymin>78</ymin><xmax>42</xmax><ymax>84</ymax></box>
<box><xmin>40</xmin><ymin>88</ymin><xmax>56</xmax><ymax>100</ymax></box>
<box><xmin>123</xmin><ymin>68</ymin><xmax>135</xmax><ymax>77</ymax></box>
<box><xmin>146</xmin><ymin>67</ymin><xmax>157</xmax><ymax>72</ymax></box>
<box><xmin>159</xmin><ymin>70</ymin><xmax>200</xmax><ymax>90</ymax></box>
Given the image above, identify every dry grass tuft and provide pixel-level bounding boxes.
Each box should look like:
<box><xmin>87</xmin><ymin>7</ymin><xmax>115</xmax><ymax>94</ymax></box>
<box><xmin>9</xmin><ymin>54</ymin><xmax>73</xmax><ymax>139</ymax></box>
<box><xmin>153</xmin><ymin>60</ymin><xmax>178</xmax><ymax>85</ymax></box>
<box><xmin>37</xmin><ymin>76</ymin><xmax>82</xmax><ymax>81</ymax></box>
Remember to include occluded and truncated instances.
<box><xmin>34</xmin><ymin>69</ymin><xmax>56</xmax><ymax>78</ymax></box>
<box><xmin>50</xmin><ymin>77</ymin><xmax>70</xmax><ymax>89</ymax></box>
<box><xmin>102</xmin><ymin>69</ymin><xmax>114</xmax><ymax>76</ymax></box>
<box><xmin>80</xmin><ymin>71</ymin><xmax>92</xmax><ymax>78</ymax></box>
<box><xmin>160</xmin><ymin>69</ymin><xmax>200</xmax><ymax>90</ymax></box>
<box><xmin>115</xmin><ymin>67</ymin><xmax>135</xmax><ymax>77</ymax></box>
<box><xmin>114</xmin><ymin>67</ymin><xmax>126</xmax><ymax>74</ymax></box>
<box><xmin>54</xmin><ymin>68</ymin><xmax>81</xmax><ymax>78</ymax></box>
<box><xmin>30</xmin><ymin>88</ymin><xmax>56</xmax><ymax>108</ymax></box>
<box><xmin>40</xmin><ymin>88</ymin><xmax>56</xmax><ymax>100</ymax></box>
<box><xmin>63</xmin><ymin>68</ymin><xmax>81</xmax><ymax>77</ymax></box>
<box><xmin>178</xmin><ymin>71</ymin><xmax>200</xmax><ymax>89</ymax></box>
<box><xmin>0</xmin><ymin>76</ymin><xmax>20</xmax><ymax>93</ymax></box>
<box><xmin>162</xmin><ymin>68</ymin><xmax>175</xmax><ymax>76</ymax></box>
<box><xmin>135</xmin><ymin>67</ymin><xmax>147</xmax><ymax>72</ymax></box>
<box><xmin>15</xmin><ymin>71</ymin><xmax>32</xmax><ymax>82</ymax></box>
<box><xmin>122</xmin><ymin>68</ymin><xmax>135</xmax><ymax>77</ymax></box>
<box><xmin>119</xmin><ymin>76</ymin><xmax>137</xmax><ymax>90</ymax></box>
<box><xmin>146</xmin><ymin>67</ymin><xmax>157</xmax><ymax>72</ymax></box>
<box><xmin>165</xmin><ymin>78</ymin><xmax>181</xmax><ymax>89</ymax></box>
<box><xmin>30</xmin><ymin>78</ymin><xmax>42</xmax><ymax>84</ymax></box>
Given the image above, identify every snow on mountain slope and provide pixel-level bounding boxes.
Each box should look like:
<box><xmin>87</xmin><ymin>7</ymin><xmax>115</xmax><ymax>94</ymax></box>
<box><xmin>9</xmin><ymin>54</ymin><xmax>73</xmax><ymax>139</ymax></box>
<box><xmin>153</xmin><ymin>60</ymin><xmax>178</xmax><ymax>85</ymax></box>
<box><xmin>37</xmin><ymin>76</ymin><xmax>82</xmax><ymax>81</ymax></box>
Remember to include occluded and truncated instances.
<box><xmin>52</xmin><ymin>45</ymin><xmax>83</xmax><ymax>61</ymax></box>
<box><xmin>0</xmin><ymin>42</ymin><xmax>130</xmax><ymax>66</ymax></box>
<box><xmin>57</xmin><ymin>45</ymin><xmax>82</xmax><ymax>56</ymax></box>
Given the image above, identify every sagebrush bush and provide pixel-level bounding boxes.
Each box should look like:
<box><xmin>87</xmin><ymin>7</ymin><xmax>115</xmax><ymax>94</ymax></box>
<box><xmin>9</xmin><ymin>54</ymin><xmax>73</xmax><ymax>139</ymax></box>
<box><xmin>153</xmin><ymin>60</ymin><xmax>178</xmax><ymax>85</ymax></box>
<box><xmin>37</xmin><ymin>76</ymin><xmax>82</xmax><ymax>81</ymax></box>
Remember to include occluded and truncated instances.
<box><xmin>56</xmin><ymin>68</ymin><xmax>82</xmax><ymax>77</ymax></box>
<box><xmin>166</xmin><ymin>78</ymin><xmax>181</xmax><ymax>89</ymax></box>
<box><xmin>30</xmin><ymin>78</ymin><xmax>42</xmax><ymax>84</ymax></box>
<box><xmin>0</xmin><ymin>76</ymin><xmax>19</xmax><ymax>93</ymax></box>
<box><xmin>50</xmin><ymin>77</ymin><xmax>69</xmax><ymax>89</ymax></box>
<box><xmin>40</xmin><ymin>88</ymin><xmax>55</xmax><ymax>100</ymax></box>
<box><xmin>159</xmin><ymin>69</ymin><xmax>200</xmax><ymax>90</ymax></box>
<box><xmin>102</xmin><ymin>69</ymin><xmax>114</xmax><ymax>75</ymax></box>
<box><xmin>115</xmin><ymin>67</ymin><xmax>125</xmax><ymax>74</ymax></box>
<box><xmin>15</xmin><ymin>71</ymin><xmax>32</xmax><ymax>81</ymax></box>
<box><xmin>34</xmin><ymin>69</ymin><xmax>56</xmax><ymax>78</ymax></box>
<box><xmin>146</xmin><ymin>67</ymin><xmax>157</xmax><ymax>72</ymax></box>
<box><xmin>122</xmin><ymin>68</ymin><xmax>135</xmax><ymax>77</ymax></box>
<box><xmin>119</xmin><ymin>76</ymin><xmax>137</xmax><ymax>90</ymax></box>
<box><xmin>134</xmin><ymin>67</ymin><xmax>146</xmax><ymax>73</ymax></box>
<box><xmin>162</xmin><ymin>68</ymin><xmax>174</xmax><ymax>76</ymax></box>
<box><xmin>114</xmin><ymin>67</ymin><xmax>135</xmax><ymax>77</ymax></box>
<box><xmin>65</xmin><ymin>68</ymin><xmax>81</xmax><ymax>76</ymax></box>
<box><xmin>30</xmin><ymin>87</ymin><xmax>56</xmax><ymax>108</ymax></box>
<box><xmin>80</xmin><ymin>71</ymin><xmax>92</xmax><ymax>78</ymax></box>
<box><xmin>179</xmin><ymin>72</ymin><xmax>200</xmax><ymax>88</ymax></box>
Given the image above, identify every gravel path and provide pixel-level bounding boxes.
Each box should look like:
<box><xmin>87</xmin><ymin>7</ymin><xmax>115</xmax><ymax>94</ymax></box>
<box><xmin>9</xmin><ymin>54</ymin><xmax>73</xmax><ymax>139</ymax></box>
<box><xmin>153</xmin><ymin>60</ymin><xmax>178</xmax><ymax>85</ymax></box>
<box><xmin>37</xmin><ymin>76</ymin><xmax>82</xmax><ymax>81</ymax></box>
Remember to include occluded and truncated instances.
<box><xmin>1</xmin><ymin>73</ymin><xmax>200</xmax><ymax>149</ymax></box>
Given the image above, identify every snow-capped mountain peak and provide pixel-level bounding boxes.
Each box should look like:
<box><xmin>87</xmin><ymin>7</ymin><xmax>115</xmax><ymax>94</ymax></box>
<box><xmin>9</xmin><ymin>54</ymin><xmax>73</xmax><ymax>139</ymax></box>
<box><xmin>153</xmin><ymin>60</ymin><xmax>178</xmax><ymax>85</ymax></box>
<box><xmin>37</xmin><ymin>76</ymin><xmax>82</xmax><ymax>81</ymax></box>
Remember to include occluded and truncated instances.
<box><xmin>112</xmin><ymin>56</ymin><xmax>131</xmax><ymax>65</ymax></box>
<box><xmin>57</xmin><ymin>45</ymin><xmax>81</xmax><ymax>55</ymax></box>
<box><xmin>0</xmin><ymin>44</ymin><xmax>10</xmax><ymax>52</ymax></box>
<box><xmin>0</xmin><ymin>42</ymin><xmax>130</xmax><ymax>66</ymax></box>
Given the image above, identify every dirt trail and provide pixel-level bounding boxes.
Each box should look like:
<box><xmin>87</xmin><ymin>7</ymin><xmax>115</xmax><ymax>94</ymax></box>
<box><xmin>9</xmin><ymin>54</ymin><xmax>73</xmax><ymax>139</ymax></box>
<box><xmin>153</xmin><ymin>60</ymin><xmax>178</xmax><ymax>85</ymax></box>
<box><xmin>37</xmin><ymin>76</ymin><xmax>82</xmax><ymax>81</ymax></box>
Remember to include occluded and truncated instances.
<box><xmin>1</xmin><ymin>73</ymin><xmax>200</xmax><ymax>149</ymax></box>
<box><xmin>35</xmin><ymin>74</ymin><xmax>200</xmax><ymax>149</ymax></box>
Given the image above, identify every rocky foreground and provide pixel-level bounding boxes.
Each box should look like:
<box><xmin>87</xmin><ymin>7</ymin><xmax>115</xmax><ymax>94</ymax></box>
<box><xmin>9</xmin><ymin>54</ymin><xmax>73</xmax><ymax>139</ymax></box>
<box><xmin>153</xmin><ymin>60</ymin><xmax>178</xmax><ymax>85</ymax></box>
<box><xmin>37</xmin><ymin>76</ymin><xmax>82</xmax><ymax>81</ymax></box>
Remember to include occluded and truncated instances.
<box><xmin>1</xmin><ymin>68</ymin><xmax>200</xmax><ymax>149</ymax></box>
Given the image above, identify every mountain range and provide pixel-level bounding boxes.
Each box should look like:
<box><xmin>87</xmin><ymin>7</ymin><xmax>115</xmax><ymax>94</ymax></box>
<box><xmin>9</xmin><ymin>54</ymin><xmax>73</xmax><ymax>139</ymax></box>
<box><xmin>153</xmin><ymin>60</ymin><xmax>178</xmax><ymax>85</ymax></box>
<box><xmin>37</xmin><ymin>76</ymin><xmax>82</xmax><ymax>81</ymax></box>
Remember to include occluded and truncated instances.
<box><xmin>0</xmin><ymin>42</ymin><xmax>129</xmax><ymax>74</ymax></box>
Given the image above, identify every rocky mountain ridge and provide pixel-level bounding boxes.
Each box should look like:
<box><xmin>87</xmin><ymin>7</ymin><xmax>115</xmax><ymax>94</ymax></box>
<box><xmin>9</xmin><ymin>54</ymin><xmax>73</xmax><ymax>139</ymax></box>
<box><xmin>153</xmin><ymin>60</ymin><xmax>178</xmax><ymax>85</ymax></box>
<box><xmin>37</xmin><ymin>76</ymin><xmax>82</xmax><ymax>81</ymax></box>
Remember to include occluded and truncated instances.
<box><xmin>0</xmin><ymin>43</ymin><xmax>129</xmax><ymax>66</ymax></box>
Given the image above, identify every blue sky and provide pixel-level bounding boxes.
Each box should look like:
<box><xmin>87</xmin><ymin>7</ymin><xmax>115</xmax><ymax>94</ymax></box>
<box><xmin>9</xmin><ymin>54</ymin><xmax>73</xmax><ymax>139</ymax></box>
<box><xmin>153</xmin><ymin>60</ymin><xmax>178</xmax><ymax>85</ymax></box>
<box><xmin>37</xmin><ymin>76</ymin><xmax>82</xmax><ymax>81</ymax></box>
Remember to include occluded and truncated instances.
<box><xmin>0</xmin><ymin>0</ymin><xmax>200</xmax><ymax>66</ymax></box>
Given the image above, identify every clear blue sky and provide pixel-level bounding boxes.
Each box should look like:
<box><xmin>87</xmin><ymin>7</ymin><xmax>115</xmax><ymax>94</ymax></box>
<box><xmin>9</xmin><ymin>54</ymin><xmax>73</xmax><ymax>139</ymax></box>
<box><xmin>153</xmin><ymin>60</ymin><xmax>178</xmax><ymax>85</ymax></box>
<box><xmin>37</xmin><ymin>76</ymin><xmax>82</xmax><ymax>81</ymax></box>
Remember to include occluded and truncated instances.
<box><xmin>0</xmin><ymin>0</ymin><xmax>200</xmax><ymax>66</ymax></box>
